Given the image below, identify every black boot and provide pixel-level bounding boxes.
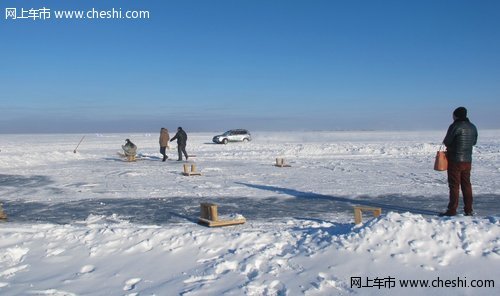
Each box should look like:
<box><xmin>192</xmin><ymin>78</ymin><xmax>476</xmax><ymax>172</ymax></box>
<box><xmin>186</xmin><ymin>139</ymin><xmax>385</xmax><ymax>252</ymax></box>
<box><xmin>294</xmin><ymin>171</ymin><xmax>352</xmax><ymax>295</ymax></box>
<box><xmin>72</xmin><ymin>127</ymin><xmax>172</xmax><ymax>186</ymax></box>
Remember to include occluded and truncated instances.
<box><xmin>439</xmin><ymin>210</ymin><xmax>456</xmax><ymax>217</ymax></box>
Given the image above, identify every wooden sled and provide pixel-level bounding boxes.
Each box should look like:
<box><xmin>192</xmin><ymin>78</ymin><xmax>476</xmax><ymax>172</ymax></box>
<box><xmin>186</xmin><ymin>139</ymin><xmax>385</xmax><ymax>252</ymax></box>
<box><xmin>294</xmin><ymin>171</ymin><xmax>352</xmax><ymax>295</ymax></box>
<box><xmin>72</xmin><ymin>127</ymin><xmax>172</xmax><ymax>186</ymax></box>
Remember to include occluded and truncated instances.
<box><xmin>274</xmin><ymin>158</ymin><xmax>291</xmax><ymax>167</ymax></box>
<box><xmin>198</xmin><ymin>203</ymin><xmax>246</xmax><ymax>227</ymax></box>
<box><xmin>116</xmin><ymin>152</ymin><xmax>140</xmax><ymax>162</ymax></box>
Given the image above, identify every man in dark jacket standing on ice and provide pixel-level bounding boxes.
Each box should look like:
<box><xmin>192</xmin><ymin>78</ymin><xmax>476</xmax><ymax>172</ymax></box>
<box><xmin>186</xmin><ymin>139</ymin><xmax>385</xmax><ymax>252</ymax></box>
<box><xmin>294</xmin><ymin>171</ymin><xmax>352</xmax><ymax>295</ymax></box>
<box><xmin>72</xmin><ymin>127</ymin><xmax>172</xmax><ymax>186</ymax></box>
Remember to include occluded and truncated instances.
<box><xmin>170</xmin><ymin>127</ymin><xmax>189</xmax><ymax>161</ymax></box>
<box><xmin>440</xmin><ymin>107</ymin><xmax>478</xmax><ymax>216</ymax></box>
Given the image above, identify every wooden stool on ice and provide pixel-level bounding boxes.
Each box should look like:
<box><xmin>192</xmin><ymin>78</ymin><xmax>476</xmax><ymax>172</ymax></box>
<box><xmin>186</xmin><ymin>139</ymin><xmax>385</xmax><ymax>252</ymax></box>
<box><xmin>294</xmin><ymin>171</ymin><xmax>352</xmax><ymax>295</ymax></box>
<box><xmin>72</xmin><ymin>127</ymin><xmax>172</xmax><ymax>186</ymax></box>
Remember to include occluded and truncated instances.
<box><xmin>198</xmin><ymin>203</ymin><xmax>246</xmax><ymax>227</ymax></box>
<box><xmin>274</xmin><ymin>158</ymin><xmax>291</xmax><ymax>167</ymax></box>
<box><xmin>183</xmin><ymin>164</ymin><xmax>202</xmax><ymax>176</ymax></box>
<box><xmin>0</xmin><ymin>204</ymin><xmax>7</xmax><ymax>221</ymax></box>
<box><xmin>353</xmin><ymin>206</ymin><xmax>382</xmax><ymax>224</ymax></box>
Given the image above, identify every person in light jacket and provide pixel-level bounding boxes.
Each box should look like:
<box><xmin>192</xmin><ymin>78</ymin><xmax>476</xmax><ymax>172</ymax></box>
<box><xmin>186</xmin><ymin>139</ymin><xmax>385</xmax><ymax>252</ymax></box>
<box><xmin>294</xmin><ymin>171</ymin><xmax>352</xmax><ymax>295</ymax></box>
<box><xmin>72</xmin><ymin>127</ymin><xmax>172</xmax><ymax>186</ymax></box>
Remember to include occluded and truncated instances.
<box><xmin>159</xmin><ymin>128</ymin><xmax>170</xmax><ymax>161</ymax></box>
<box><xmin>170</xmin><ymin>127</ymin><xmax>188</xmax><ymax>161</ymax></box>
<box><xmin>440</xmin><ymin>107</ymin><xmax>478</xmax><ymax>216</ymax></box>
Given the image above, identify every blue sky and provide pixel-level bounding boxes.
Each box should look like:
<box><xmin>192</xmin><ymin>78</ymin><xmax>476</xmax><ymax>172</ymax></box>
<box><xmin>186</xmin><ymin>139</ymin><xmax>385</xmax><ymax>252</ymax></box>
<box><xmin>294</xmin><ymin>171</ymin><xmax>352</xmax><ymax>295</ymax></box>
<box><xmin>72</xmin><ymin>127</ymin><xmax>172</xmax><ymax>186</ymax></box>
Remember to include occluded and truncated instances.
<box><xmin>1</xmin><ymin>0</ymin><xmax>499</xmax><ymax>133</ymax></box>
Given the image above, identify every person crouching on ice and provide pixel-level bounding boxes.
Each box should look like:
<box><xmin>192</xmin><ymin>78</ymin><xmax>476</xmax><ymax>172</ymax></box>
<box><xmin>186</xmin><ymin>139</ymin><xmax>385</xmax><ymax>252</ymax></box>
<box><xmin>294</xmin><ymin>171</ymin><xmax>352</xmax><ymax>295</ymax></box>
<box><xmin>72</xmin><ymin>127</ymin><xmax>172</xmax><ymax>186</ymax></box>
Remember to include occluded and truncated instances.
<box><xmin>122</xmin><ymin>139</ymin><xmax>137</xmax><ymax>157</ymax></box>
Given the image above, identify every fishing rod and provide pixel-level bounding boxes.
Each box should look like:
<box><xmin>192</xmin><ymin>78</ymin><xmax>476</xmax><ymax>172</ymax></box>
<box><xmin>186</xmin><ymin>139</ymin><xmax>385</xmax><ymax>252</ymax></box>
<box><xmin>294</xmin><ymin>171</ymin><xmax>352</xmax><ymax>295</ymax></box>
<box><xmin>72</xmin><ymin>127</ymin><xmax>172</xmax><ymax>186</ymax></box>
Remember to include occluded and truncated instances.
<box><xmin>73</xmin><ymin>135</ymin><xmax>85</xmax><ymax>153</ymax></box>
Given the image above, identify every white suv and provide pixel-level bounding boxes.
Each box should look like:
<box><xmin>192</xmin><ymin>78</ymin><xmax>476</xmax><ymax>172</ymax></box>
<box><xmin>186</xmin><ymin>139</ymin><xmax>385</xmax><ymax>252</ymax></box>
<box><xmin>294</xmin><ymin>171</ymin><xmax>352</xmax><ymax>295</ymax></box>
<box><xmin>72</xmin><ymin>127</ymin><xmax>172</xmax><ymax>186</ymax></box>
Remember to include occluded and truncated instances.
<box><xmin>213</xmin><ymin>129</ymin><xmax>252</xmax><ymax>144</ymax></box>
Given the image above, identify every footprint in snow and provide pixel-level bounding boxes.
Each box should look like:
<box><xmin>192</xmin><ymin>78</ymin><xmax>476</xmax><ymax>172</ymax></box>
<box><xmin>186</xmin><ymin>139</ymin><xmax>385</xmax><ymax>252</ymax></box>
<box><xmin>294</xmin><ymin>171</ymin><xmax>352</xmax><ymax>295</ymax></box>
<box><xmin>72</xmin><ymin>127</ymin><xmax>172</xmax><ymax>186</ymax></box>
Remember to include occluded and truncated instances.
<box><xmin>0</xmin><ymin>264</ymin><xmax>29</xmax><ymax>278</ymax></box>
<box><xmin>79</xmin><ymin>265</ymin><xmax>95</xmax><ymax>274</ymax></box>
<box><xmin>123</xmin><ymin>278</ymin><xmax>141</xmax><ymax>291</ymax></box>
<box><xmin>29</xmin><ymin>289</ymin><xmax>77</xmax><ymax>296</ymax></box>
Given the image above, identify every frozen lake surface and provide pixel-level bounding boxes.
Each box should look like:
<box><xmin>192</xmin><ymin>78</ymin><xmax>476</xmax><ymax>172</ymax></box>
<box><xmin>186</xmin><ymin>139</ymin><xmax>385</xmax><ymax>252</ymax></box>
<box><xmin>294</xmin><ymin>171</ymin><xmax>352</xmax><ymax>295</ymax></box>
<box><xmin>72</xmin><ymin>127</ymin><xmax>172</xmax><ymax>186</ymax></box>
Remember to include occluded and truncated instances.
<box><xmin>0</xmin><ymin>130</ymin><xmax>499</xmax><ymax>295</ymax></box>
<box><xmin>1</xmin><ymin>130</ymin><xmax>499</xmax><ymax>223</ymax></box>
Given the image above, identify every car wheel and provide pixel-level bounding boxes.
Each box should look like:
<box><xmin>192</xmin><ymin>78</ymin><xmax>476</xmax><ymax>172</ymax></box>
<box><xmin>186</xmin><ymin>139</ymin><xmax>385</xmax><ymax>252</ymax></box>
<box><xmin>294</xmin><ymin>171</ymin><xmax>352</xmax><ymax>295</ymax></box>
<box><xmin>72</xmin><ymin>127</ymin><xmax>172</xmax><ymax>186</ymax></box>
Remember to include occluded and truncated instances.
<box><xmin>243</xmin><ymin>138</ymin><xmax>249</xmax><ymax>142</ymax></box>
<box><xmin>222</xmin><ymin>138</ymin><xmax>228</xmax><ymax>144</ymax></box>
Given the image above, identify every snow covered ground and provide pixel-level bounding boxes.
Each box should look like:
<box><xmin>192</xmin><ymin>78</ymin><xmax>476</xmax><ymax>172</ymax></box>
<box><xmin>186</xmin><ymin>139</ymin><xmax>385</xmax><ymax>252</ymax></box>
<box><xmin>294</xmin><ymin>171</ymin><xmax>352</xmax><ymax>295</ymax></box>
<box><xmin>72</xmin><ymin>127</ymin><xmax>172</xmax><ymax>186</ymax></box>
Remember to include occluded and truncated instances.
<box><xmin>0</xmin><ymin>130</ymin><xmax>499</xmax><ymax>295</ymax></box>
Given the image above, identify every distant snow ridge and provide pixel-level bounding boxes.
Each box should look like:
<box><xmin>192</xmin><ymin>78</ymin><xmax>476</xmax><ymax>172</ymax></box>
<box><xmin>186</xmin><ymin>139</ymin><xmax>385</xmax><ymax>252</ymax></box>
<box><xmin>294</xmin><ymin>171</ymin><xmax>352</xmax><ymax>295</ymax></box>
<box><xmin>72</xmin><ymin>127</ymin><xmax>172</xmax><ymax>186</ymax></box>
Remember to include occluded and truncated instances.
<box><xmin>263</xmin><ymin>142</ymin><xmax>443</xmax><ymax>159</ymax></box>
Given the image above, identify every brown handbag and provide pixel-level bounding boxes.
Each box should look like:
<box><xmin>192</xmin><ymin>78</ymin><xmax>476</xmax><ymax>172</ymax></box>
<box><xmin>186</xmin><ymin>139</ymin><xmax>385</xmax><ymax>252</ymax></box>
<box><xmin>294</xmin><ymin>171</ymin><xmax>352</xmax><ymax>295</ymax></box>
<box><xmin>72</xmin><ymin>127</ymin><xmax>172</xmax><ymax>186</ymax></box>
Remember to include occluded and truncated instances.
<box><xmin>434</xmin><ymin>147</ymin><xmax>448</xmax><ymax>171</ymax></box>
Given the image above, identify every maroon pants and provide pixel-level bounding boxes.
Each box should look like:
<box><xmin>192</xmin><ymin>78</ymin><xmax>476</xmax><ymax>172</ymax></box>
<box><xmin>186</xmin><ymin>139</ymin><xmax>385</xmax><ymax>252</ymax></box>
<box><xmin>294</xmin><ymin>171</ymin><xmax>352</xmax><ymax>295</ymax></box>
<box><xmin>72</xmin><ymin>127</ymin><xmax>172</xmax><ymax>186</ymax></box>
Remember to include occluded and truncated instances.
<box><xmin>447</xmin><ymin>162</ymin><xmax>473</xmax><ymax>214</ymax></box>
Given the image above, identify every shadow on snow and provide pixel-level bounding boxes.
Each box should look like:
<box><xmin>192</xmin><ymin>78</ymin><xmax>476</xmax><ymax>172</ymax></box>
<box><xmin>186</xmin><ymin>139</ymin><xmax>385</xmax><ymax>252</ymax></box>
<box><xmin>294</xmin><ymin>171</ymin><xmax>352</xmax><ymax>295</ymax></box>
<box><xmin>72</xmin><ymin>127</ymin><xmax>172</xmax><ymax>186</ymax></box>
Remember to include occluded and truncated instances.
<box><xmin>0</xmin><ymin>174</ymin><xmax>54</xmax><ymax>188</ymax></box>
<box><xmin>235</xmin><ymin>182</ymin><xmax>500</xmax><ymax>218</ymax></box>
<box><xmin>1</xmin><ymin>177</ymin><xmax>498</xmax><ymax>225</ymax></box>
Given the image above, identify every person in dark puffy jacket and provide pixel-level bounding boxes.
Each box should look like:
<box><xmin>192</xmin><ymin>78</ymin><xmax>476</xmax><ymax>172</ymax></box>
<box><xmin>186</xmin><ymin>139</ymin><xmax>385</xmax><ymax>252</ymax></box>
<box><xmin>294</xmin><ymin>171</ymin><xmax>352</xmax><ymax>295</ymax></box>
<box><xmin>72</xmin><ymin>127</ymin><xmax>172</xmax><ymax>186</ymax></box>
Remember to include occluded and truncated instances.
<box><xmin>170</xmin><ymin>127</ymin><xmax>188</xmax><ymax>161</ymax></box>
<box><xmin>122</xmin><ymin>139</ymin><xmax>137</xmax><ymax>157</ymax></box>
<box><xmin>440</xmin><ymin>107</ymin><xmax>478</xmax><ymax>216</ymax></box>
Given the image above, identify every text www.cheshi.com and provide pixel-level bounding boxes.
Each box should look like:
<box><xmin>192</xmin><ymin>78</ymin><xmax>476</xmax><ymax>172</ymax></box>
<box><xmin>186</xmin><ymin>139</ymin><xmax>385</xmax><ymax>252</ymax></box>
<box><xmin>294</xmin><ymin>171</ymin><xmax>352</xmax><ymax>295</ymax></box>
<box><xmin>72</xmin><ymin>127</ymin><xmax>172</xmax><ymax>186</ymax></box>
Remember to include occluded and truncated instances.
<box><xmin>351</xmin><ymin>276</ymin><xmax>495</xmax><ymax>290</ymax></box>
<box><xmin>5</xmin><ymin>7</ymin><xmax>150</xmax><ymax>21</ymax></box>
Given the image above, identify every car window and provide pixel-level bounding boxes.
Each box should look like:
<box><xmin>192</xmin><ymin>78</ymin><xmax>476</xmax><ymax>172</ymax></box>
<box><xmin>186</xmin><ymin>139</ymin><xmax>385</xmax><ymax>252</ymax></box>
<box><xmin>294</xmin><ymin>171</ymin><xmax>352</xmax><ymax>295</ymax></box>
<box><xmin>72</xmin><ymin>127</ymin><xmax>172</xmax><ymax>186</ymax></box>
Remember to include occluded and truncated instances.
<box><xmin>221</xmin><ymin>130</ymin><xmax>249</xmax><ymax>136</ymax></box>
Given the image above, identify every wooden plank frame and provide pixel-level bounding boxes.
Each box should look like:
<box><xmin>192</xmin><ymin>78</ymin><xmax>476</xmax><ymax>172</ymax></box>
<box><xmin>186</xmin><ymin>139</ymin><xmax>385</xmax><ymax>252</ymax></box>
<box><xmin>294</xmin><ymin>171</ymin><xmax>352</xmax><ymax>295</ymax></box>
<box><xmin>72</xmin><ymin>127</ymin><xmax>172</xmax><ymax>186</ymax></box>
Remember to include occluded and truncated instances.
<box><xmin>0</xmin><ymin>204</ymin><xmax>7</xmax><ymax>220</ymax></box>
<box><xmin>198</xmin><ymin>203</ymin><xmax>246</xmax><ymax>227</ymax></box>
<box><xmin>183</xmin><ymin>164</ymin><xmax>202</xmax><ymax>176</ymax></box>
<box><xmin>353</xmin><ymin>206</ymin><xmax>382</xmax><ymax>224</ymax></box>
<box><xmin>274</xmin><ymin>158</ymin><xmax>291</xmax><ymax>168</ymax></box>
<box><xmin>198</xmin><ymin>217</ymin><xmax>246</xmax><ymax>227</ymax></box>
